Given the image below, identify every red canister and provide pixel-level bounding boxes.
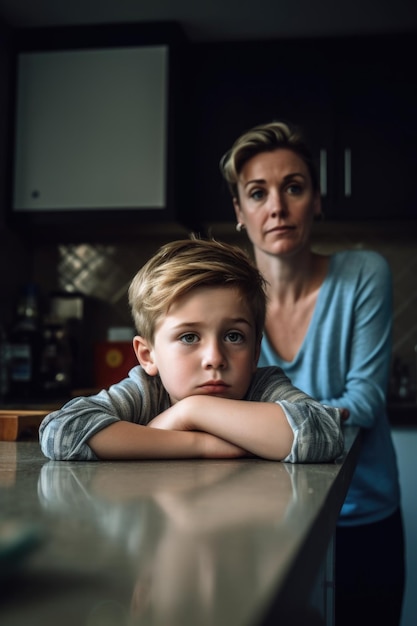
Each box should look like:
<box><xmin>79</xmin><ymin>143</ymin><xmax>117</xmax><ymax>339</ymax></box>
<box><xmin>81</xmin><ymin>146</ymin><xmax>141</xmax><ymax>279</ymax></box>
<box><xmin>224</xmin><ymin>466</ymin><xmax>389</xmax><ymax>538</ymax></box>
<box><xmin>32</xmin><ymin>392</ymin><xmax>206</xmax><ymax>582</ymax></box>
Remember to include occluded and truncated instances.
<box><xmin>94</xmin><ymin>340</ymin><xmax>137</xmax><ymax>389</ymax></box>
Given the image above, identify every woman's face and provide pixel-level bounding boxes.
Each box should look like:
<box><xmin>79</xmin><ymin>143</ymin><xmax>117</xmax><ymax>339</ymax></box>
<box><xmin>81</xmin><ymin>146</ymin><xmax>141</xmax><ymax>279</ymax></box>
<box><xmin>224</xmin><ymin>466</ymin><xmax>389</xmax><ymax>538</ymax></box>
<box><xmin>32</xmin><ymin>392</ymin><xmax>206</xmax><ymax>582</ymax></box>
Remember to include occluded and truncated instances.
<box><xmin>234</xmin><ymin>149</ymin><xmax>321</xmax><ymax>259</ymax></box>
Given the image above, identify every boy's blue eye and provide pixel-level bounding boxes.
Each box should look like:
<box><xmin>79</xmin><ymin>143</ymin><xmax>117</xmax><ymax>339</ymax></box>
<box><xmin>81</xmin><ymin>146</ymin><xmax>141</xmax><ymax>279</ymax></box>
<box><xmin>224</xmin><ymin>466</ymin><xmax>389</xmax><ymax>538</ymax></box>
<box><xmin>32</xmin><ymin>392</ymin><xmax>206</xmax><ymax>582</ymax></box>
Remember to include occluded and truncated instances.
<box><xmin>225</xmin><ymin>331</ymin><xmax>244</xmax><ymax>343</ymax></box>
<box><xmin>180</xmin><ymin>333</ymin><xmax>199</xmax><ymax>344</ymax></box>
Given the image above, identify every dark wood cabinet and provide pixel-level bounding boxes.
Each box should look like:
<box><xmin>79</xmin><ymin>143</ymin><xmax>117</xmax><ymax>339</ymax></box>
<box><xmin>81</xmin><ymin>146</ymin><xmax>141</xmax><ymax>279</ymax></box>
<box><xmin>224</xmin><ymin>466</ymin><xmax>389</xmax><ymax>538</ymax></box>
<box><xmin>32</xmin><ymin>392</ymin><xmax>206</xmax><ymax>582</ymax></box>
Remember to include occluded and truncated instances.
<box><xmin>188</xmin><ymin>39</ymin><xmax>334</xmax><ymax>226</ymax></box>
<box><xmin>189</xmin><ymin>33</ymin><xmax>417</xmax><ymax>226</ymax></box>
<box><xmin>329</xmin><ymin>36</ymin><xmax>417</xmax><ymax>220</ymax></box>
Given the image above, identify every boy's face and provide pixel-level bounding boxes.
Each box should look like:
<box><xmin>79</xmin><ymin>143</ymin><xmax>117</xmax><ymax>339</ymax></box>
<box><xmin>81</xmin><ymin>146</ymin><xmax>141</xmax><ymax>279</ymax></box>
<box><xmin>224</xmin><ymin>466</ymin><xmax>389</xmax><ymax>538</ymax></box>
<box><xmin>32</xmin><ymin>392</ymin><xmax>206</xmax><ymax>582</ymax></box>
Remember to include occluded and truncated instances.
<box><xmin>134</xmin><ymin>286</ymin><xmax>260</xmax><ymax>405</ymax></box>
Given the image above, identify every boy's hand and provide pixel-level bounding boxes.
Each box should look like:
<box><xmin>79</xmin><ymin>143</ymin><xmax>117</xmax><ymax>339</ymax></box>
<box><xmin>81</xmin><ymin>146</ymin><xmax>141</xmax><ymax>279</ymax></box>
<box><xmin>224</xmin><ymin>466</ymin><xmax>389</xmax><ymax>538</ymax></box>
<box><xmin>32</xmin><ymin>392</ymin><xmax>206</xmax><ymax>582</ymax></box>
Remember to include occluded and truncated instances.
<box><xmin>148</xmin><ymin>403</ymin><xmax>187</xmax><ymax>431</ymax></box>
<box><xmin>148</xmin><ymin>401</ymin><xmax>248</xmax><ymax>458</ymax></box>
<box><xmin>198</xmin><ymin>432</ymin><xmax>249</xmax><ymax>459</ymax></box>
<box><xmin>148</xmin><ymin>396</ymin><xmax>205</xmax><ymax>431</ymax></box>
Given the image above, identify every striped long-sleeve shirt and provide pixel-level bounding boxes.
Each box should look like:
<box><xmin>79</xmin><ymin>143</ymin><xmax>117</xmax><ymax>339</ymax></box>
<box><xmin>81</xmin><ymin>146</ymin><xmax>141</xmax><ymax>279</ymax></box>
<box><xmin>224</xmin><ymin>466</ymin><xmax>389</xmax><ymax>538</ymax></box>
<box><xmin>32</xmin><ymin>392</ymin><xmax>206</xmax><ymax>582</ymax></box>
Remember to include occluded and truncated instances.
<box><xmin>39</xmin><ymin>365</ymin><xmax>344</xmax><ymax>463</ymax></box>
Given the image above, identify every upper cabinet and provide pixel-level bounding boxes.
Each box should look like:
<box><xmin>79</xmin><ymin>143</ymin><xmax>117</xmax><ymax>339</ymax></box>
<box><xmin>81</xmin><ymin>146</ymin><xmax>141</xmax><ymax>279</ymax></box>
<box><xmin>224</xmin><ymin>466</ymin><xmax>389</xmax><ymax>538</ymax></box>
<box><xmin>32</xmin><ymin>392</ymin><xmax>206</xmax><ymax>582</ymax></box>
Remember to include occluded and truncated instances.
<box><xmin>189</xmin><ymin>34</ymin><xmax>417</xmax><ymax>225</ymax></box>
<box><xmin>6</xmin><ymin>23</ymin><xmax>190</xmax><ymax>237</ymax></box>
<box><xmin>5</xmin><ymin>29</ymin><xmax>417</xmax><ymax>237</ymax></box>
<box><xmin>327</xmin><ymin>36</ymin><xmax>417</xmax><ymax>220</ymax></box>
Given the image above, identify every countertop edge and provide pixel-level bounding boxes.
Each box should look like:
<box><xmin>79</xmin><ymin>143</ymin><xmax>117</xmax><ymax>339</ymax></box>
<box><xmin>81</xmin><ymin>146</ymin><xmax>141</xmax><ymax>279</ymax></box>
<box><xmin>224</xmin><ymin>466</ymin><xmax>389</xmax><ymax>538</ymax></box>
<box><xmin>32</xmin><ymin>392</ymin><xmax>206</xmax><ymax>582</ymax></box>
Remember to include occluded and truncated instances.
<box><xmin>259</xmin><ymin>426</ymin><xmax>362</xmax><ymax>625</ymax></box>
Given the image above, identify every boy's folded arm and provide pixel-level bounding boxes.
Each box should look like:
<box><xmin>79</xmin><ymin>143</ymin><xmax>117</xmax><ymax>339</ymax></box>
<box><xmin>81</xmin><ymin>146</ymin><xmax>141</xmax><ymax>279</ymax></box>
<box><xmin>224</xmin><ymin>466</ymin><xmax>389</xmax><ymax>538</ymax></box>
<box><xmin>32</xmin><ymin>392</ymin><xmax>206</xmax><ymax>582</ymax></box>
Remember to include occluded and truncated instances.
<box><xmin>149</xmin><ymin>394</ymin><xmax>344</xmax><ymax>463</ymax></box>
<box><xmin>149</xmin><ymin>396</ymin><xmax>294</xmax><ymax>461</ymax></box>
<box><xmin>88</xmin><ymin>420</ymin><xmax>247</xmax><ymax>460</ymax></box>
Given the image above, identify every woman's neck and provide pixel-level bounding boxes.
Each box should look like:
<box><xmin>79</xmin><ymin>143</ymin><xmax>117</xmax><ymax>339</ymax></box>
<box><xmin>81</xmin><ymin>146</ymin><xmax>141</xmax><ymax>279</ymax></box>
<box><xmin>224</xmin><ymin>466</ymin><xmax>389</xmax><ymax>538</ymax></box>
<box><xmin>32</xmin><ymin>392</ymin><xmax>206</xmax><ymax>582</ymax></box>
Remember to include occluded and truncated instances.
<box><xmin>254</xmin><ymin>248</ymin><xmax>328</xmax><ymax>305</ymax></box>
<box><xmin>254</xmin><ymin>248</ymin><xmax>330</xmax><ymax>362</ymax></box>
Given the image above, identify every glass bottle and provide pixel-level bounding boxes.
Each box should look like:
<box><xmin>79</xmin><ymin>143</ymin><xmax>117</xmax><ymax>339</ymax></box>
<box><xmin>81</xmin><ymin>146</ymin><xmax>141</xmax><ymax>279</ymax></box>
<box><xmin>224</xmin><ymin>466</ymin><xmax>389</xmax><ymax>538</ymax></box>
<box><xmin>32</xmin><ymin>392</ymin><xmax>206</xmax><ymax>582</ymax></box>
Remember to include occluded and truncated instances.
<box><xmin>9</xmin><ymin>284</ymin><xmax>43</xmax><ymax>399</ymax></box>
<box><xmin>40</xmin><ymin>319</ymin><xmax>72</xmax><ymax>396</ymax></box>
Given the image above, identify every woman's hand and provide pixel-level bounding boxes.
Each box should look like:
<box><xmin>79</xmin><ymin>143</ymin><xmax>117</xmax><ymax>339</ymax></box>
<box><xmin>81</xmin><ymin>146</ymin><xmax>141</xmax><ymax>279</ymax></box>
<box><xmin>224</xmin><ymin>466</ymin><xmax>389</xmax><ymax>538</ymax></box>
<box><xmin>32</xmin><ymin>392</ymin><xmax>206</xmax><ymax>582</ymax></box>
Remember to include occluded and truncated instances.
<box><xmin>340</xmin><ymin>408</ymin><xmax>350</xmax><ymax>421</ymax></box>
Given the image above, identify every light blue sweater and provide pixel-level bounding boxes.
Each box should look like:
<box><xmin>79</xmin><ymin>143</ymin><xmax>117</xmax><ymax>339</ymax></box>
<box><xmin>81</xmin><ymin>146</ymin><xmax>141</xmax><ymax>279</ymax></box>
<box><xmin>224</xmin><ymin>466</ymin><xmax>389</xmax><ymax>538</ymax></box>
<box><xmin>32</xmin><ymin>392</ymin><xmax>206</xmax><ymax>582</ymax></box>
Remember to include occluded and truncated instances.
<box><xmin>259</xmin><ymin>250</ymin><xmax>401</xmax><ymax>526</ymax></box>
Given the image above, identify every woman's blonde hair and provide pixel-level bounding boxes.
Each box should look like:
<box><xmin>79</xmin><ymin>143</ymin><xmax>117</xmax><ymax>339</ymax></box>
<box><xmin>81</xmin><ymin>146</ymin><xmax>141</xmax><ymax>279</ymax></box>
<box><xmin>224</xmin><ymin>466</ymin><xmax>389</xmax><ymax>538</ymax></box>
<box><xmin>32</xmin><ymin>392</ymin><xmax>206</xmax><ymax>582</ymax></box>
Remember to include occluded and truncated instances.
<box><xmin>128</xmin><ymin>237</ymin><xmax>267</xmax><ymax>344</ymax></box>
<box><xmin>220</xmin><ymin>120</ymin><xmax>319</xmax><ymax>199</ymax></box>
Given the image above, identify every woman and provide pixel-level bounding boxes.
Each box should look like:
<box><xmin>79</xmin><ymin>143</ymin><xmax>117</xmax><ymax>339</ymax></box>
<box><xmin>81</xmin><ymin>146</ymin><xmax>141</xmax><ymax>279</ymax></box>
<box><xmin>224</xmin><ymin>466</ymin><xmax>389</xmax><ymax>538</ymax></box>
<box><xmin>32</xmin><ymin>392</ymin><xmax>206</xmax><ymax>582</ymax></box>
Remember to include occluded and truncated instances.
<box><xmin>220</xmin><ymin>121</ymin><xmax>405</xmax><ymax>626</ymax></box>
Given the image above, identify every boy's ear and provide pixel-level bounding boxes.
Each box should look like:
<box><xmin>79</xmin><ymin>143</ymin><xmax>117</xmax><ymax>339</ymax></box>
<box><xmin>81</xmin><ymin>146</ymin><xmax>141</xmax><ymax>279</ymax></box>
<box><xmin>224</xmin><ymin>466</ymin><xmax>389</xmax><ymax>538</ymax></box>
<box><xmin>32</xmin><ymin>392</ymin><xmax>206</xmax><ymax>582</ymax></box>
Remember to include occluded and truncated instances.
<box><xmin>133</xmin><ymin>336</ymin><xmax>159</xmax><ymax>377</ymax></box>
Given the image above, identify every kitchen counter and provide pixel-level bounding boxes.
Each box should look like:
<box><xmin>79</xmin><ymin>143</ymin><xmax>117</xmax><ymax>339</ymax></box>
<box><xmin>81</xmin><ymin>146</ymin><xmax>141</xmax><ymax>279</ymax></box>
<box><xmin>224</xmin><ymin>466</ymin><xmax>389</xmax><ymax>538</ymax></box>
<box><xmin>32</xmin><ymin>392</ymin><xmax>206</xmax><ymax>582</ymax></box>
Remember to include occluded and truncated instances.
<box><xmin>0</xmin><ymin>427</ymin><xmax>361</xmax><ymax>626</ymax></box>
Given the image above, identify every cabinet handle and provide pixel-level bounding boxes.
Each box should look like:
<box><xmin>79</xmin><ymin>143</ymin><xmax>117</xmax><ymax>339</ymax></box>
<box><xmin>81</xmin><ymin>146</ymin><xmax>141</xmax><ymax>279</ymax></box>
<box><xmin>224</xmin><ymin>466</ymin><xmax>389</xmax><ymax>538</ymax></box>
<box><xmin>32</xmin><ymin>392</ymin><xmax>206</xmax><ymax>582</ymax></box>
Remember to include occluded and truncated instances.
<box><xmin>344</xmin><ymin>148</ymin><xmax>352</xmax><ymax>197</ymax></box>
<box><xmin>320</xmin><ymin>149</ymin><xmax>327</xmax><ymax>197</ymax></box>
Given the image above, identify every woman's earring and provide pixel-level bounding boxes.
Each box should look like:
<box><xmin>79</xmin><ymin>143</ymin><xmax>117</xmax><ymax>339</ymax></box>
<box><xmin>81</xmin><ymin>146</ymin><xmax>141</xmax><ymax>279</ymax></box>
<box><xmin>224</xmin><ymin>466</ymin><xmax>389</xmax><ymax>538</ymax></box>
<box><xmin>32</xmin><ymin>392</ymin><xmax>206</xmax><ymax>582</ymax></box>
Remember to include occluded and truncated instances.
<box><xmin>236</xmin><ymin>222</ymin><xmax>245</xmax><ymax>232</ymax></box>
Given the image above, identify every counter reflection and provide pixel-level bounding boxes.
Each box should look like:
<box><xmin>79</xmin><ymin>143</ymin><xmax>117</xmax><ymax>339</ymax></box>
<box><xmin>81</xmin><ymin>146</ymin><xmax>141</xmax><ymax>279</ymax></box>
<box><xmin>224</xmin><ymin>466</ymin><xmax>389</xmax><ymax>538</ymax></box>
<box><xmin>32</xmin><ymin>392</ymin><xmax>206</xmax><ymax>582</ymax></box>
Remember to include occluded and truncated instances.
<box><xmin>37</xmin><ymin>459</ymin><xmax>304</xmax><ymax>626</ymax></box>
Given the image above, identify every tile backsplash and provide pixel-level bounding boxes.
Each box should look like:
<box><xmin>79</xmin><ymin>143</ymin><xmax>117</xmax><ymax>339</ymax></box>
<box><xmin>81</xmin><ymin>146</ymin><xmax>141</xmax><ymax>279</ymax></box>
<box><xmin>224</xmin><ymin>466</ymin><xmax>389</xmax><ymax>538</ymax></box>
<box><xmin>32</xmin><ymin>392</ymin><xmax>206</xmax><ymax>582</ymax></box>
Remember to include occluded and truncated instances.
<box><xmin>32</xmin><ymin>221</ymin><xmax>417</xmax><ymax>394</ymax></box>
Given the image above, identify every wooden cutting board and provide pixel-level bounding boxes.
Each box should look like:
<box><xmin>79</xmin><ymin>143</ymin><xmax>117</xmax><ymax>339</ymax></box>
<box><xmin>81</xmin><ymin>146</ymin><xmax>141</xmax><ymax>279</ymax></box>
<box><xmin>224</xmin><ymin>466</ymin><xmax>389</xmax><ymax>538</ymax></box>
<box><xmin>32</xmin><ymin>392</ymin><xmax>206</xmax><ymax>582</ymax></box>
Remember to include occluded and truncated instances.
<box><xmin>0</xmin><ymin>410</ymin><xmax>49</xmax><ymax>441</ymax></box>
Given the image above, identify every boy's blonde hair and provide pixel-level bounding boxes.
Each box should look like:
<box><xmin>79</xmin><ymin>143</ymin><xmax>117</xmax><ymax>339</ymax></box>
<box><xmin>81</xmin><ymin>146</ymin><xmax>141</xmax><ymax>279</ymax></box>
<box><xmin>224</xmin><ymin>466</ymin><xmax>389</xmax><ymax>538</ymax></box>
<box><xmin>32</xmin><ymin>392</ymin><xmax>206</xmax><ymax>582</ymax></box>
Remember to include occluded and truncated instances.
<box><xmin>128</xmin><ymin>237</ymin><xmax>267</xmax><ymax>344</ymax></box>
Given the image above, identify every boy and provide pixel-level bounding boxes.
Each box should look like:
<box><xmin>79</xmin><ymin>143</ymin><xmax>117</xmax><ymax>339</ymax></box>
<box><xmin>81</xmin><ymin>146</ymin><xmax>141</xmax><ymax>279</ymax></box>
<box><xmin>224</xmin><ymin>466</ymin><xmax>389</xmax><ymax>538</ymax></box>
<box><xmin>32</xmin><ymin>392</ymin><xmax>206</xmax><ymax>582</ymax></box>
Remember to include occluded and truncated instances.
<box><xmin>39</xmin><ymin>238</ymin><xmax>344</xmax><ymax>462</ymax></box>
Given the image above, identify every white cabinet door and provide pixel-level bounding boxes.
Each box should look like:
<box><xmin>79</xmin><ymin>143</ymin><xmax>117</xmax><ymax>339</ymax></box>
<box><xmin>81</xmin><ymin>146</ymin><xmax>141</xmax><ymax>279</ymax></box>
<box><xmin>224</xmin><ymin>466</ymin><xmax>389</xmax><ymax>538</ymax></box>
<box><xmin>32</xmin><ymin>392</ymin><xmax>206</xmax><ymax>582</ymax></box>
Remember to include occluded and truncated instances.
<box><xmin>13</xmin><ymin>46</ymin><xmax>168</xmax><ymax>211</ymax></box>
